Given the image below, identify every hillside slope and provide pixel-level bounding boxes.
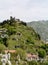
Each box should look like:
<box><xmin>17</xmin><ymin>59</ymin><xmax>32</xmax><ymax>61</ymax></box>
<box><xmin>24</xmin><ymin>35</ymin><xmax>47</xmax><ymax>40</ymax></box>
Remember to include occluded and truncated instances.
<box><xmin>0</xmin><ymin>17</ymin><xmax>43</xmax><ymax>52</ymax></box>
<box><xmin>0</xmin><ymin>17</ymin><xmax>48</xmax><ymax>65</ymax></box>
<box><xmin>27</xmin><ymin>21</ymin><xmax>48</xmax><ymax>42</ymax></box>
<box><xmin>0</xmin><ymin>17</ymin><xmax>45</xmax><ymax>51</ymax></box>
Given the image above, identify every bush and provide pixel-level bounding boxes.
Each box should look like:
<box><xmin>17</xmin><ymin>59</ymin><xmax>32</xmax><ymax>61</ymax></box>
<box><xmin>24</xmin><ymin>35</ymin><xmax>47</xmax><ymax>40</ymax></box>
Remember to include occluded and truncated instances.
<box><xmin>8</xmin><ymin>27</ymin><xmax>16</xmax><ymax>35</ymax></box>
<box><xmin>28</xmin><ymin>61</ymin><xmax>38</xmax><ymax>65</ymax></box>
<box><xmin>20</xmin><ymin>21</ymin><xmax>27</xmax><ymax>26</ymax></box>
<box><xmin>2</xmin><ymin>37</ymin><xmax>8</xmax><ymax>47</ymax></box>
<box><xmin>38</xmin><ymin>49</ymin><xmax>46</xmax><ymax>58</ymax></box>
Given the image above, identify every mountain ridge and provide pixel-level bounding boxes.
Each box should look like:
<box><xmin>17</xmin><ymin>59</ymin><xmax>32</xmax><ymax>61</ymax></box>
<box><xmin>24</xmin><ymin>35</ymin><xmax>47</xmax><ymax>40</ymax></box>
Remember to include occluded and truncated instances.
<box><xmin>27</xmin><ymin>20</ymin><xmax>48</xmax><ymax>42</ymax></box>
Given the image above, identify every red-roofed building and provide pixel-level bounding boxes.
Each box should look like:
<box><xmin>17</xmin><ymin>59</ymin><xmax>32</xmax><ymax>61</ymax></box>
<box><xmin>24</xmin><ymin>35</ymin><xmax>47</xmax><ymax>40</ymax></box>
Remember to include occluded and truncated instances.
<box><xmin>4</xmin><ymin>50</ymin><xmax>16</xmax><ymax>53</ymax></box>
<box><xmin>26</xmin><ymin>53</ymin><xmax>39</xmax><ymax>61</ymax></box>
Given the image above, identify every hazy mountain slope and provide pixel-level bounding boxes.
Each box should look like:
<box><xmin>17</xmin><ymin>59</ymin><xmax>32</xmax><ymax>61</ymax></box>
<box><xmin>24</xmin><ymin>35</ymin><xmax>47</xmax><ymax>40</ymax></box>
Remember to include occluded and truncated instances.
<box><xmin>27</xmin><ymin>21</ymin><xmax>48</xmax><ymax>42</ymax></box>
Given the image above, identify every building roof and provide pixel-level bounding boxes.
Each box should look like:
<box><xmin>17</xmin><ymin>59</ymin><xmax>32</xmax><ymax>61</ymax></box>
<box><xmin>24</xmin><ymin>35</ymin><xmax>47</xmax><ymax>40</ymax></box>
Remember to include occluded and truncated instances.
<box><xmin>4</xmin><ymin>50</ymin><xmax>16</xmax><ymax>53</ymax></box>
<box><xmin>27</xmin><ymin>53</ymin><xmax>38</xmax><ymax>58</ymax></box>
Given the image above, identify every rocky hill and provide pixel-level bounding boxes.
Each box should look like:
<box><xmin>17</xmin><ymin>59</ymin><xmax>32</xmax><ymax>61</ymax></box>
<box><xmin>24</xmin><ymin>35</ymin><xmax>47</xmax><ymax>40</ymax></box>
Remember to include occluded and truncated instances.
<box><xmin>0</xmin><ymin>17</ymin><xmax>48</xmax><ymax>65</ymax></box>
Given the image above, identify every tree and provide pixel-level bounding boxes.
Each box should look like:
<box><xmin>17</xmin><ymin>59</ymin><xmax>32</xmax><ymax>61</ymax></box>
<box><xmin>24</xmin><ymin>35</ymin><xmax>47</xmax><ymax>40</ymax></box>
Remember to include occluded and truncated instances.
<box><xmin>26</xmin><ymin>37</ymin><xmax>34</xmax><ymax>45</ymax></box>
<box><xmin>35</xmin><ymin>33</ymin><xmax>41</xmax><ymax>40</ymax></box>
<box><xmin>41</xmin><ymin>61</ymin><xmax>48</xmax><ymax>65</ymax></box>
<box><xmin>20</xmin><ymin>21</ymin><xmax>27</xmax><ymax>26</ymax></box>
<box><xmin>2</xmin><ymin>37</ymin><xmax>8</xmax><ymax>47</ymax></box>
<box><xmin>28</xmin><ymin>61</ymin><xmax>38</xmax><ymax>65</ymax></box>
<box><xmin>16</xmin><ymin>48</ymin><xmax>26</xmax><ymax>60</ymax></box>
<box><xmin>8</xmin><ymin>27</ymin><xmax>16</xmax><ymax>35</ymax></box>
<box><xmin>38</xmin><ymin>49</ymin><xmax>46</xmax><ymax>58</ymax></box>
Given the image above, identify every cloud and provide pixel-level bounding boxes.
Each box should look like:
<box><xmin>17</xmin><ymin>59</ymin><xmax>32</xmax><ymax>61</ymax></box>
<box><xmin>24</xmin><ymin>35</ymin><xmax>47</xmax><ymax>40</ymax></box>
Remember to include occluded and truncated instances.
<box><xmin>0</xmin><ymin>0</ymin><xmax>48</xmax><ymax>22</ymax></box>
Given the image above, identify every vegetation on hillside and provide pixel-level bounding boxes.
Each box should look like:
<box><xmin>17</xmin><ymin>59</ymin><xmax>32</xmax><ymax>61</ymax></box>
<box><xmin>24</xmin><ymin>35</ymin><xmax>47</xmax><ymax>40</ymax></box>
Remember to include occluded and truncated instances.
<box><xmin>0</xmin><ymin>16</ymin><xmax>48</xmax><ymax>65</ymax></box>
<box><xmin>27</xmin><ymin>21</ymin><xmax>48</xmax><ymax>42</ymax></box>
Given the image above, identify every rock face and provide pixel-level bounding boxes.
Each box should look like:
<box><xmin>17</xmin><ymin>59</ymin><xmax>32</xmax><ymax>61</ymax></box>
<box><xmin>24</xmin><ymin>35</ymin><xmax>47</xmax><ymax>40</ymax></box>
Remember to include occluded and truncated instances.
<box><xmin>1</xmin><ymin>53</ymin><xmax>11</xmax><ymax>65</ymax></box>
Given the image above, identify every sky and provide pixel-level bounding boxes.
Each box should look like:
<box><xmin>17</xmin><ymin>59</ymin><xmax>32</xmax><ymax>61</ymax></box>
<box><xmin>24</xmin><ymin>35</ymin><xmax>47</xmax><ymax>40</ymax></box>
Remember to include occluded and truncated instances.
<box><xmin>0</xmin><ymin>0</ymin><xmax>48</xmax><ymax>22</ymax></box>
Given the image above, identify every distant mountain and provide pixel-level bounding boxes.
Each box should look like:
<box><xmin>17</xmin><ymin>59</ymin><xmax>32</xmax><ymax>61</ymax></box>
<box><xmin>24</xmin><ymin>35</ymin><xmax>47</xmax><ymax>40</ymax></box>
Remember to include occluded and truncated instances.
<box><xmin>27</xmin><ymin>20</ymin><xmax>48</xmax><ymax>42</ymax></box>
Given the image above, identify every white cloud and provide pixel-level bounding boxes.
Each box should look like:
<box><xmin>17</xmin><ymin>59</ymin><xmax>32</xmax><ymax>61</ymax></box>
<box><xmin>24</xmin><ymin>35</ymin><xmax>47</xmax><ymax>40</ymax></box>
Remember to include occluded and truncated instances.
<box><xmin>0</xmin><ymin>0</ymin><xmax>48</xmax><ymax>22</ymax></box>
